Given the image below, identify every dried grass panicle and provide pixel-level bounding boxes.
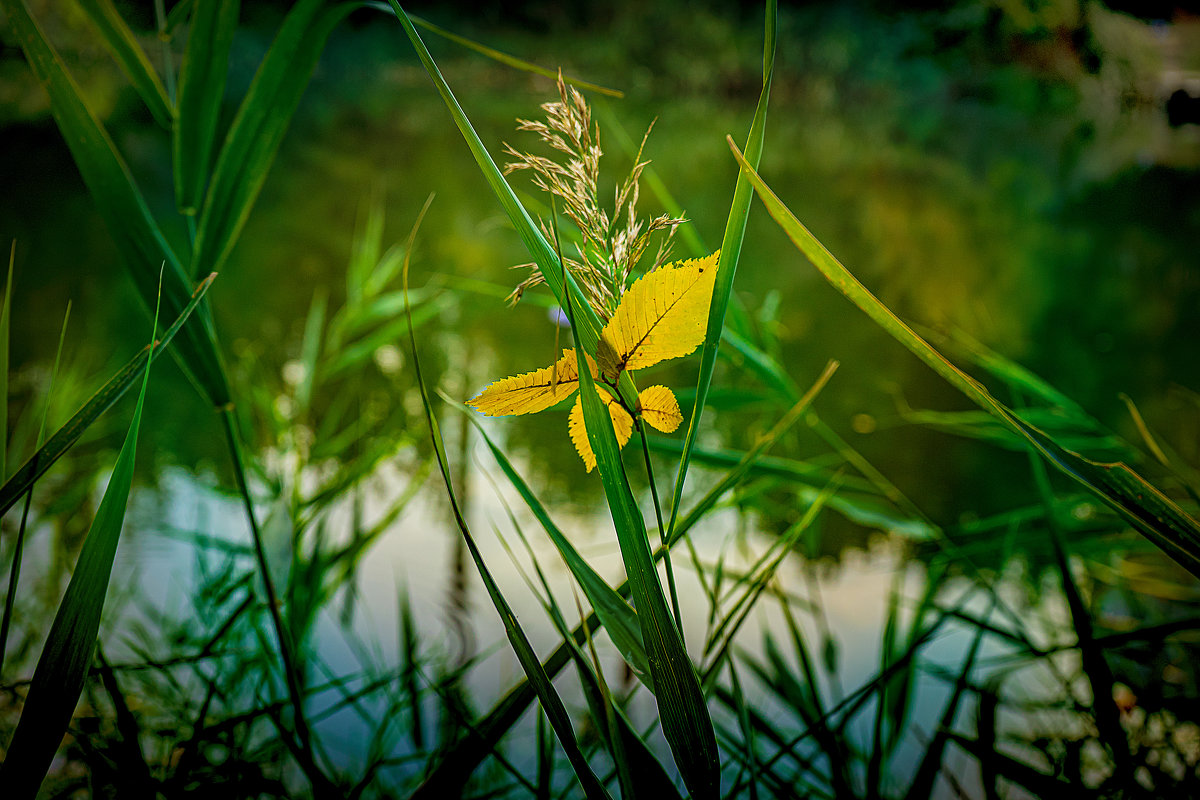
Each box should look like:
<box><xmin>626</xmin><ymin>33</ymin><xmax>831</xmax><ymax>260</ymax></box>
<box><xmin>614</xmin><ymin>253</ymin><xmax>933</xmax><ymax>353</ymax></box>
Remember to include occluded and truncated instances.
<box><xmin>503</xmin><ymin>73</ymin><xmax>684</xmax><ymax>318</ymax></box>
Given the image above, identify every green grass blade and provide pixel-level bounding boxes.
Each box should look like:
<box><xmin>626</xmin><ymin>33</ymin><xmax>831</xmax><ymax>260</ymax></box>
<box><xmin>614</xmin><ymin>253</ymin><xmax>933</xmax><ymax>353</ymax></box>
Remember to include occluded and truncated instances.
<box><xmin>399</xmin><ymin>9</ymin><xmax>622</xmax><ymax>98</ymax></box>
<box><xmin>727</xmin><ymin>138</ymin><xmax>1200</xmax><ymax>578</ymax></box>
<box><xmin>498</xmin><ymin>510</ymin><xmax>679</xmax><ymax>800</ymax></box>
<box><xmin>1</xmin><ymin>0</ymin><xmax>229</xmax><ymax>406</ymax></box>
<box><xmin>193</xmin><ymin>0</ymin><xmax>357</xmax><ymax>276</ymax></box>
<box><xmin>0</xmin><ymin>243</ymin><xmax>12</xmax><ymax>481</ymax></box>
<box><xmin>173</xmin><ymin>0</ymin><xmax>239</xmax><ymax>215</ymax></box>
<box><xmin>0</xmin><ymin>301</ymin><xmax>70</xmax><ymax>678</ymax></box>
<box><xmin>402</xmin><ymin>215</ymin><xmax>611</xmax><ymax>800</ymax></box>
<box><xmin>76</xmin><ymin>0</ymin><xmax>174</xmax><ymax>128</ymax></box>
<box><xmin>0</xmin><ymin>274</ymin><xmax>216</xmax><ymax>518</ymax></box>
<box><xmin>385</xmin><ymin>2</ymin><xmax>608</xmax><ymax>366</ymax></box>
<box><xmin>568</xmin><ymin>293</ymin><xmax>720</xmax><ymax>798</ymax></box>
<box><xmin>946</xmin><ymin>732</ymin><xmax>1073</xmax><ymax>797</ymax></box>
<box><xmin>0</xmin><ymin>279</ymin><xmax>160</xmax><ymax>799</ymax></box>
<box><xmin>408</xmin><ymin>362</ymin><xmax>835</xmax><ymax>795</ymax></box>
<box><xmin>666</xmin><ymin>0</ymin><xmax>776</xmax><ymax>539</ymax></box>
<box><xmin>458</xmin><ymin>408</ymin><xmax>652</xmax><ymax>687</ymax></box>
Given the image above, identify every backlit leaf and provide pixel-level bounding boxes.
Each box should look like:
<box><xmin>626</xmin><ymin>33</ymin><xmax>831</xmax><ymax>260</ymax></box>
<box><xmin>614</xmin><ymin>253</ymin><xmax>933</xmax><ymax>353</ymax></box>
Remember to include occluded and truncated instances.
<box><xmin>467</xmin><ymin>349</ymin><xmax>593</xmax><ymax>416</ymax></box>
<box><xmin>597</xmin><ymin>251</ymin><xmax>720</xmax><ymax>380</ymax></box>
<box><xmin>569</xmin><ymin>388</ymin><xmax>633</xmax><ymax>472</ymax></box>
<box><xmin>638</xmin><ymin>385</ymin><xmax>682</xmax><ymax>433</ymax></box>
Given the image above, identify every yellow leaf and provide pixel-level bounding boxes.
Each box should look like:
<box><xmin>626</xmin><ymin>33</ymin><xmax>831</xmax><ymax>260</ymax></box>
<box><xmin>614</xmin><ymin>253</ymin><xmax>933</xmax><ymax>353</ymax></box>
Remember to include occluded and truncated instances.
<box><xmin>568</xmin><ymin>387</ymin><xmax>633</xmax><ymax>472</ymax></box>
<box><xmin>596</xmin><ymin>251</ymin><xmax>720</xmax><ymax>380</ymax></box>
<box><xmin>467</xmin><ymin>349</ymin><xmax>595</xmax><ymax>416</ymax></box>
<box><xmin>637</xmin><ymin>385</ymin><xmax>682</xmax><ymax>433</ymax></box>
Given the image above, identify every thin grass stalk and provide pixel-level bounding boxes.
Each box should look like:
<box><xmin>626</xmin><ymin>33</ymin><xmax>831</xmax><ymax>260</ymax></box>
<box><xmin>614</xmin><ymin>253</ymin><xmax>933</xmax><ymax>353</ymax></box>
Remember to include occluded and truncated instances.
<box><xmin>0</xmin><ymin>303</ymin><xmax>69</xmax><ymax>678</ymax></box>
<box><xmin>905</xmin><ymin>602</ymin><xmax>993</xmax><ymax>799</ymax></box>
<box><xmin>638</xmin><ymin>421</ymin><xmax>683</xmax><ymax>632</ymax></box>
<box><xmin>152</xmin><ymin>0</ymin><xmax>176</xmax><ymax>102</ymax></box>
<box><xmin>700</xmin><ymin>480</ymin><xmax>836</xmax><ymax>684</ymax></box>
<box><xmin>217</xmin><ymin>407</ymin><xmax>339</xmax><ymax>796</ymax></box>
<box><xmin>775</xmin><ymin>584</ymin><xmax>854</xmax><ymax>795</ymax></box>
<box><xmin>415</xmin><ymin>363</ymin><xmax>835</xmax><ymax>794</ymax></box>
<box><xmin>401</xmin><ymin>200</ymin><xmax>612</xmax><ymax>800</ymax></box>
<box><xmin>0</xmin><ymin>243</ymin><xmax>12</xmax><ymax>481</ymax></box>
<box><xmin>728</xmin><ymin>661</ymin><xmax>762</xmax><ymax>800</ymax></box>
<box><xmin>665</xmin><ymin>0</ymin><xmax>776</xmax><ymax>543</ymax></box>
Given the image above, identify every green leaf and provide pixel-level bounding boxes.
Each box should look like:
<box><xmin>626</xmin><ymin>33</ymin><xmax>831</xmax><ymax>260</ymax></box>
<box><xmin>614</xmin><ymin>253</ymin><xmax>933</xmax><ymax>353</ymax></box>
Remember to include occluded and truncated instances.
<box><xmin>1</xmin><ymin>0</ymin><xmax>230</xmax><ymax>406</ymax></box>
<box><xmin>173</xmin><ymin>0</ymin><xmax>240</xmax><ymax>215</ymax></box>
<box><xmin>569</xmin><ymin>291</ymin><xmax>720</xmax><ymax>799</ymax></box>
<box><xmin>666</xmin><ymin>0</ymin><xmax>776</xmax><ymax>540</ymax></box>
<box><xmin>727</xmin><ymin>138</ymin><xmax>1200</xmax><ymax>579</ymax></box>
<box><xmin>0</xmin><ymin>277</ymin><xmax>160</xmax><ymax>799</ymax></box>
<box><xmin>0</xmin><ymin>274</ymin><xmax>217</xmax><ymax>518</ymax></box>
<box><xmin>193</xmin><ymin>0</ymin><xmax>358</xmax><ymax>277</ymax></box>
<box><xmin>76</xmin><ymin>0</ymin><xmax>174</xmax><ymax>128</ymax></box>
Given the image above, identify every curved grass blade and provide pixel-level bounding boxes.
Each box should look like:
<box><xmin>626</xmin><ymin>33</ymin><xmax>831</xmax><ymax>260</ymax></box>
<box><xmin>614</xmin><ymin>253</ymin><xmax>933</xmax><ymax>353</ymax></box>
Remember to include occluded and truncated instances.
<box><xmin>401</xmin><ymin>204</ymin><xmax>611</xmax><ymax>800</ymax></box>
<box><xmin>361</xmin><ymin>5</ymin><xmax>622</xmax><ymax>98</ymax></box>
<box><xmin>0</xmin><ymin>280</ymin><xmax>161</xmax><ymax>800</ymax></box>
<box><xmin>385</xmin><ymin>3</ymin><xmax>610</xmax><ymax>370</ymax></box>
<box><xmin>1</xmin><ymin>0</ymin><xmax>229</xmax><ymax>407</ymax></box>
<box><xmin>0</xmin><ymin>301</ymin><xmax>69</xmax><ymax>680</ymax></box>
<box><xmin>77</xmin><ymin>0</ymin><xmax>174</xmax><ymax>128</ymax></box>
<box><xmin>410</xmin><ymin>367</ymin><xmax>831</xmax><ymax>796</ymax></box>
<box><xmin>457</xmin><ymin>407</ymin><xmax>651</xmax><ymax>686</ymax></box>
<box><xmin>568</xmin><ymin>282</ymin><xmax>720</xmax><ymax>799</ymax></box>
<box><xmin>192</xmin><ymin>0</ymin><xmax>358</xmax><ymax>277</ymax></box>
<box><xmin>0</xmin><ymin>244</ymin><xmax>12</xmax><ymax>480</ymax></box>
<box><xmin>173</xmin><ymin>0</ymin><xmax>240</xmax><ymax>215</ymax></box>
<box><xmin>0</xmin><ymin>274</ymin><xmax>216</xmax><ymax>518</ymax></box>
<box><xmin>497</xmin><ymin>510</ymin><xmax>679</xmax><ymax>799</ymax></box>
<box><xmin>727</xmin><ymin>138</ymin><xmax>1200</xmax><ymax>579</ymax></box>
<box><xmin>666</xmin><ymin>0</ymin><xmax>776</xmax><ymax>541</ymax></box>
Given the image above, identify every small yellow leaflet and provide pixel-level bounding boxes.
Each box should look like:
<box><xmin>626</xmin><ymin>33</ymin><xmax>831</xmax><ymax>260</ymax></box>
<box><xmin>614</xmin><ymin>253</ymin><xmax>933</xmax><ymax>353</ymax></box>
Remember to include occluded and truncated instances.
<box><xmin>568</xmin><ymin>387</ymin><xmax>633</xmax><ymax>472</ymax></box>
<box><xmin>467</xmin><ymin>349</ymin><xmax>594</xmax><ymax>416</ymax></box>
<box><xmin>637</xmin><ymin>385</ymin><xmax>683</xmax><ymax>433</ymax></box>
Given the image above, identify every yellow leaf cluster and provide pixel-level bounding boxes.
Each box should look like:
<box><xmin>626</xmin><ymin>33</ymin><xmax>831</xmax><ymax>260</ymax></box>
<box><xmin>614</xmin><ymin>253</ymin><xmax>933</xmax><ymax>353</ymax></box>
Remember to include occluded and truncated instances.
<box><xmin>467</xmin><ymin>251</ymin><xmax>720</xmax><ymax>470</ymax></box>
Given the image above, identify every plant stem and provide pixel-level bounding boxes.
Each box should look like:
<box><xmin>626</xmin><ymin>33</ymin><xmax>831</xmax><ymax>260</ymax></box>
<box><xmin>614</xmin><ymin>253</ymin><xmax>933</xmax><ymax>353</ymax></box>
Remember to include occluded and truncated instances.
<box><xmin>219</xmin><ymin>406</ymin><xmax>338</xmax><ymax>797</ymax></box>
<box><xmin>638</xmin><ymin>421</ymin><xmax>682</xmax><ymax>633</ymax></box>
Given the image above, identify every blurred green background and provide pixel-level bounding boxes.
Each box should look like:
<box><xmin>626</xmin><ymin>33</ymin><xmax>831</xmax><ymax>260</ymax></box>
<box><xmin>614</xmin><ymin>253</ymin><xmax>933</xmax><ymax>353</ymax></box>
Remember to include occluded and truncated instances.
<box><xmin>3</xmin><ymin>0</ymin><xmax>1197</xmax><ymax>535</ymax></box>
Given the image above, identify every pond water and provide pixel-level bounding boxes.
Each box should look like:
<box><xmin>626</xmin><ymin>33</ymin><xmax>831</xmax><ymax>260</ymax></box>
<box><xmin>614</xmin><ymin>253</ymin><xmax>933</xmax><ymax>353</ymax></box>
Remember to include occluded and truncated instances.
<box><xmin>3</xmin><ymin>2</ymin><xmax>1200</xmax><ymax>796</ymax></box>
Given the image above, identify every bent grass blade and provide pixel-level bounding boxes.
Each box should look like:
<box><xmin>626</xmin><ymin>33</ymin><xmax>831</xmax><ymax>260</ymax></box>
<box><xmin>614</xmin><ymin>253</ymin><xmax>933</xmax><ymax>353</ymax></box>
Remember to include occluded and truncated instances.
<box><xmin>401</xmin><ymin>202</ymin><xmax>610</xmax><ymax>799</ymax></box>
<box><xmin>727</xmin><ymin>137</ymin><xmax>1200</xmax><ymax>579</ymax></box>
